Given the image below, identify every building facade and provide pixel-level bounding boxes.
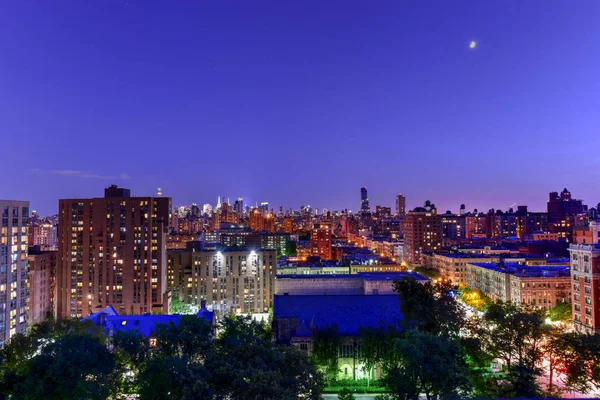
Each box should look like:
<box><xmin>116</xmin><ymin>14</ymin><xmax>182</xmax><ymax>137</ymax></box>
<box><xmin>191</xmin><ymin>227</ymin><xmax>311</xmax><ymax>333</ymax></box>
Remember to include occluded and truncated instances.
<box><xmin>0</xmin><ymin>201</ymin><xmax>29</xmax><ymax>345</ymax></box>
<box><xmin>28</xmin><ymin>250</ymin><xmax>57</xmax><ymax>324</ymax></box>
<box><xmin>167</xmin><ymin>244</ymin><xmax>275</xmax><ymax>315</ymax></box>
<box><xmin>56</xmin><ymin>186</ymin><xmax>171</xmax><ymax>319</ymax></box>
<box><xmin>28</xmin><ymin>223</ymin><xmax>58</xmax><ymax>249</ymax></box>
<box><xmin>569</xmin><ymin>244</ymin><xmax>600</xmax><ymax>334</ymax></box>
<box><xmin>466</xmin><ymin>262</ymin><xmax>571</xmax><ymax>309</ymax></box>
<box><xmin>432</xmin><ymin>254</ymin><xmax>499</xmax><ymax>285</ymax></box>
<box><xmin>311</xmin><ymin>222</ymin><xmax>333</xmax><ymax>260</ymax></box>
<box><xmin>402</xmin><ymin>201</ymin><xmax>442</xmax><ymax>266</ymax></box>
<box><xmin>548</xmin><ymin>189</ymin><xmax>586</xmax><ymax>242</ymax></box>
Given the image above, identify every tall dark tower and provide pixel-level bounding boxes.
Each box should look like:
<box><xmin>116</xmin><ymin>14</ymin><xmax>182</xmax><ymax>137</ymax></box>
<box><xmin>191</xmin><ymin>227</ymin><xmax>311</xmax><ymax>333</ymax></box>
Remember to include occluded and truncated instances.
<box><xmin>396</xmin><ymin>193</ymin><xmax>406</xmax><ymax>217</ymax></box>
<box><xmin>360</xmin><ymin>186</ymin><xmax>370</xmax><ymax>214</ymax></box>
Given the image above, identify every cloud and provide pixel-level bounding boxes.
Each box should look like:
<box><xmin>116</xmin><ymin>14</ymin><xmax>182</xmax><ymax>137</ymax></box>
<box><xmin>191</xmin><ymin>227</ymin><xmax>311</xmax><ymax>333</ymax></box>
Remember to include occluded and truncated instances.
<box><xmin>28</xmin><ymin>169</ymin><xmax>131</xmax><ymax>180</ymax></box>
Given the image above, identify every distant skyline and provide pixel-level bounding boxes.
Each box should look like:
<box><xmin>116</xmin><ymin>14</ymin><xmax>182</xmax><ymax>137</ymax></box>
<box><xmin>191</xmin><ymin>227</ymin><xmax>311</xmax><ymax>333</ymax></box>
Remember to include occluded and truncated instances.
<box><xmin>2</xmin><ymin>1</ymin><xmax>599</xmax><ymax>215</ymax></box>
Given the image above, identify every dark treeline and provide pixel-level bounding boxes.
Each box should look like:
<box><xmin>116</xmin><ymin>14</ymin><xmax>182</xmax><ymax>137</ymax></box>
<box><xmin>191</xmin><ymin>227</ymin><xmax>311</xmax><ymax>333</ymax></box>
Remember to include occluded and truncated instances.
<box><xmin>0</xmin><ymin>315</ymin><xmax>322</xmax><ymax>400</ymax></box>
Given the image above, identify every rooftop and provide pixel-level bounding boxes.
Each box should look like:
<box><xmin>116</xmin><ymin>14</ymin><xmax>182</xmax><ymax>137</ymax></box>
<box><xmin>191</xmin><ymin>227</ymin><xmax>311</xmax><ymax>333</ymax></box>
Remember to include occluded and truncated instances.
<box><xmin>468</xmin><ymin>262</ymin><xmax>570</xmax><ymax>277</ymax></box>
<box><xmin>83</xmin><ymin>305</ymin><xmax>214</xmax><ymax>337</ymax></box>
<box><xmin>274</xmin><ymin>294</ymin><xmax>402</xmax><ymax>336</ymax></box>
<box><xmin>276</xmin><ymin>271</ymin><xmax>429</xmax><ymax>281</ymax></box>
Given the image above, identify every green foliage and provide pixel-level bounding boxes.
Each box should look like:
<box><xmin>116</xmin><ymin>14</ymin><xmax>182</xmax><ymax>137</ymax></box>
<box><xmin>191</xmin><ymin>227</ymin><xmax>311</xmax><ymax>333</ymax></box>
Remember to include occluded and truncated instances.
<box><xmin>480</xmin><ymin>301</ymin><xmax>549</xmax><ymax>371</ymax></box>
<box><xmin>1</xmin><ymin>331</ymin><xmax>117</xmax><ymax>400</ymax></box>
<box><xmin>383</xmin><ymin>330</ymin><xmax>472</xmax><ymax>400</ymax></box>
<box><xmin>393</xmin><ymin>277</ymin><xmax>464</xmax><ymax>337</ymax></box>
<box><xmin>284</xmin><ymin>240</ymin><xmax>297</xmax><ymax>256</ymax></box>
<box><xmin>337</xmin><ymin>387</ymin><xmax>355</xmax><ymax>400</ymax></box>
<box><xmin>0</xmin><ymin>314</ymin><xmax>322</xmax><ymax>400</ymax></box>
<box><xmin>548</xmin><ymin>301</ymin><xmax>572</xmax><ymax>322</ymax></box>
<box><xmin>208</xmin><ymin>314</ymin><xmax>322</xmax><ymax>400</ymax></box>
<box><xmin>170</xmin><ymin>296</ymin><xmax>194</xmax><ymax>315</ymax></box>
<box><xmin>311</xmin><ymin>324</ymin><xmax>341</xmax><ymax>384</ymax></box>
<box><xmin>457</xmin><ymin>284</ymin><xmax>492</xmax><ymax>312</ymax></box>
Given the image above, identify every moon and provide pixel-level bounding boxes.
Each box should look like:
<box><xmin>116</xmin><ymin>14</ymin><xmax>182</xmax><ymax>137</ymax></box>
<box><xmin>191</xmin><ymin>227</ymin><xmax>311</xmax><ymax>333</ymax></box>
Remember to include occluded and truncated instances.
<box><xmin>469</xmin><ymin>41</ymin><xmax>477</xmax><ymax>49</ymax></box>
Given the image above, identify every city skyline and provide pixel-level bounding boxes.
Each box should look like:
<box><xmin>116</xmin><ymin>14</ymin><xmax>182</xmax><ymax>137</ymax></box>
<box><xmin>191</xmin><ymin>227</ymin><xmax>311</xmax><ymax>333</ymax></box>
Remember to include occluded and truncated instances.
<box><xmin>14</xmin><ymin>183</ymin><xmax>597</xmax><ymax>218</ymax></box>
<box><xmin>2</xmin><ymin>1</ymin><xmax>600</xmax><ymax>215</ymax></box>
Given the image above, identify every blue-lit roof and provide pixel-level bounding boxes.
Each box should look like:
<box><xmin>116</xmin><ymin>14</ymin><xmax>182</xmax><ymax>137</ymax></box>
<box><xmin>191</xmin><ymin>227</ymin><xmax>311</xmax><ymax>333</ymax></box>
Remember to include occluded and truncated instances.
<box><xmin>83</xmin><ymin>305</ymin><xmax>214</xmax><ymax>337</ymax></box>
<box><xmin>274</xmin><ymin>295</ymin><xmax>403</xmax><ymax>336</ymax></box>
<box><xmin>468</xmin><ymin>262</ymin><xmax>570</xmax><ymax>277</ymax></box>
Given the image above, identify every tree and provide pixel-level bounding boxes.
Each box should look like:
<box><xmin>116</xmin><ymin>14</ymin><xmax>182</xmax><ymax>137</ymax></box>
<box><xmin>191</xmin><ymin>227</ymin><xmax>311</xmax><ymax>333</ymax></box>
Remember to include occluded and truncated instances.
<box><xmin>137</xmin><ymin>353</ymin><xmax>212</xmax><ymax>400</ymax></box>
<box><xmin>383</xmin><ymin>330</ymin><xmax>472</xmax><ymax>400</ymax></box>
<box><xmin>207</xmin><ymin>314</ymin><xmax>322</xmax><ymax>400</ymax></box>
<box><xmin>2</xmin><ymin>333</ymin><xmax>118</xmax><ymax>400</ymax></box>
<box><xmin>152</xmin><ymin>315</ymin><xmax>214</xmax><ymax>360</ymax></box>
<box><xmin>358</xmin><ymin>326</ymin><xmax>382</xmax><ymax>387</ymax></box>
<box><xmin>112</xmin><ymin>329</ymin><xmax>150</xmax><ymax>394</ymax></box>
<box><xmin>338</xmin><ymin>387</ymin><xmax>355</xmax><ymax>400</ymax></box>
<box><xmin>171</xmin><ymin>296</ymin><xmax>194</xmax><ymax>315</ymax></box>
<box><xmin>548</xmin><ymin>301</ymin><xmax>572</xmax><ymax>322</ymax></box>
<box><xmin>285</xmin><ymin>240</ymin><xmax>297</xmax><ymax>257</ymax></box>
<box><xmin>479</xmin><ymin>301</ymin><xmax>549</xmax><ymax>371</ymax></box>
<box><xmin>311</xmin><ymin>324</ymin><xmax>341</xmax><ymax>386</ymax></box>
<box><xmin>457</xmin><ymin>285</ymin><xmax>492</xmax><ymax>312</ymax></box>
<box><xmin>393</xmin><ymin>277</ymin><xmax>464</xmax><ymax>337</ymax></box>
<box><xmin>0</xmin><ymin>317</ymin><xmax>108</xmax><ymax>398</ymax></box>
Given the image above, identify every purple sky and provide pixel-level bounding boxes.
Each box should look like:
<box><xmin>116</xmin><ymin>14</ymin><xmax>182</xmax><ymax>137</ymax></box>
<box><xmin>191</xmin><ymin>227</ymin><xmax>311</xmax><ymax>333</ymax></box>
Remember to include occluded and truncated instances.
<box><xmin>2</xmin><ymin>1</ymin><xmax>599</xmax><ymax>215</ymax></box>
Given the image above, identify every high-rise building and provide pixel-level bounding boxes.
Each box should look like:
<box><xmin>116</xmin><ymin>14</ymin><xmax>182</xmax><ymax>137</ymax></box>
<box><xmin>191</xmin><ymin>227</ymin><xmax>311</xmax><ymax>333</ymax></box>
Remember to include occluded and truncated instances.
<box><xmin>28</xmin><ymin>223</ymin><xmax>58</xmax><ymax>249</ymax></box>
<box><xmin>167</xmin><ymin>243</ymin><xmax>275</xmax><ymax>315</ymax></box>
<box><xmin>311</xmin><ymin>222</ymin><xmax>333</xmax><ymax>260</ymax></box>
<box><xmin>259</xmin><ymin>202</ymin><xmax>269</xmax><ymax>213</ymax></box>
<box><xmin>441</xmin><ymin>212</ymin><xmax>466</xmax><ymax>241</ymax></box>
<box><xmin>375</xmin><ymin>206</ymin><xmax>392</xmax><ymax>218</ymax></box>
<box><xmin>360</xmin><ymin>186</ymin><xmax>370</xmax><ymax>214</ymax></box>
<box><xmin>465</xmin><ymin>213</ymin><xmax>486</xmax><ymax>238</ymax></box>
<box><xmin>568</xmin><ymin>243</ymin><xmax>600</xmax><ymax>334</ymax></box>
<box><xmin>56</xmin><ymin>185</ymin><xmax>171</xmax><ymax>319</ymax></box>
<box><xmin>233</xmin><ymin>197</ymin><xmax>244</xmax><ymax>219</ymax></box>
<box><xmin>0</xmin><ymin>201</ymin><xmax>29</xmax><ymax>345</ymax></box>
<box><xmin>211</xmin><ymin>201</ymin><xmax>239</xmax><ymax>229</ymax></box>
<box><xmin>395</xmin><ymin>194</ymin><xmax>406</xmax><ymax>217</ymax></box>
<box><xmin>263</xmin><ymin>212</ymin><xmax>275</xmax><ymax>233</ymax></box>
<box><xmin>28</xmin><ymin>250</ymin><xmax>57</xmax><ymax>324</ymax></box>
<box><xmin>548</xmin><ymin>188</ymin><xmax>586</xmax><ymax>242</ymax></box>
<box><xmin>283</xmin><ymin>216</ymin><xmax>294</xmax><ymax>234</ymax></box>
<box><xmin>249</xmin><ymin>209</ymin><xmax>264</xmax><ymax>232</ymax></box>
<box><xmin>402</xmin><ymin>201</ymin><xmax>442</xmax><ymax>266</ymax></box>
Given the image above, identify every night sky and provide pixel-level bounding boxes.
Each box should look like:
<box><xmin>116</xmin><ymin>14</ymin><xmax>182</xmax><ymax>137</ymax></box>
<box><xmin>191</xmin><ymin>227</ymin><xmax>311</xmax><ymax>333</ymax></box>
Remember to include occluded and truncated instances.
<box><xmin>2</xmin><ymin>1</ymin><xmax>599</xmax><ymax>215</ymax></box>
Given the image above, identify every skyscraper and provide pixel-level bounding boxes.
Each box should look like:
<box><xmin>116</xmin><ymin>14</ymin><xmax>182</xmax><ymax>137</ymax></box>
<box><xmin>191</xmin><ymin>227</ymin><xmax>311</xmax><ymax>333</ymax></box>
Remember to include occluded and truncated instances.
<box><xmin>56</xmin><ymin>185</ymin><xmax>171</xmax><ymax>319</ymax></box>
<box><xmin>403</xmin><ymin>201</ymin><xmax>442</xmax><ymax>266</ymax></box>
<box><xmin>395</xmin><ymin>193</ymin><xmax>406</xmax><ymax>217</ymax></box>
<box><xmin>360</xmin><ymin>186</ymin><xmax>370</xmax><ymax>214</ymax></box>
<box><xmin>233</xmin><ymin>197</ymin><xmax>244</xmax><ymax>219</ymax></box>
<box><xmin>0</xmin><ymin>200</ymin><xmax>29</xmax><ymax>345</ymax></box>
